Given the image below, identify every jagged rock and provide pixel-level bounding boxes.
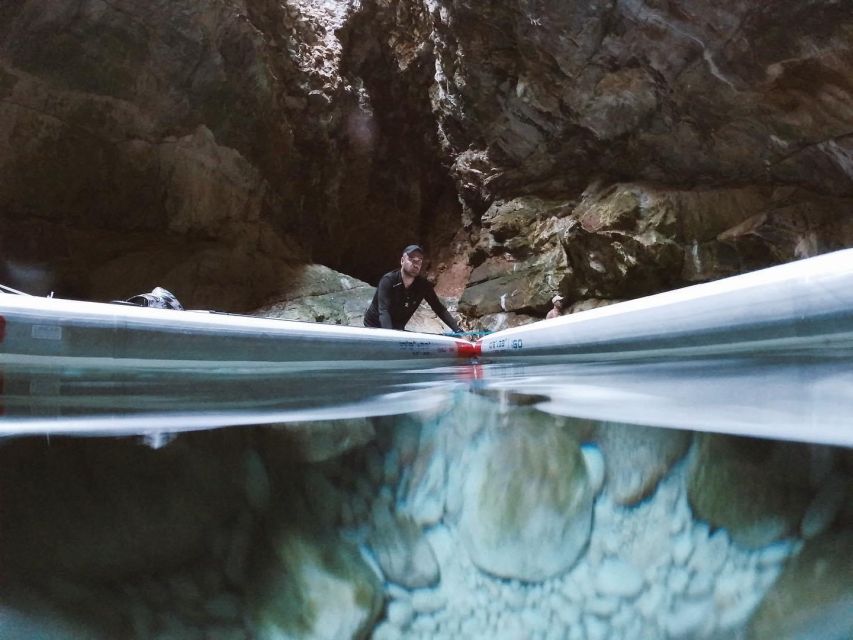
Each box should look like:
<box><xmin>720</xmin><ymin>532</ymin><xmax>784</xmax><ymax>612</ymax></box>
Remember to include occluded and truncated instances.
<box><xmin>252</xmin><ymin>528</ymin><xmax>383</xmax><ymax>640</ymax></box>
<box><xmin>457</xmin><ymin>414</ymin><xmax>594</xmax><ymax>581</ymax></box>
<box><xmin>2</xmin><ymin>0</ymin><xmax>852</xmax><ymax>314</ymax></box>
<box><xmin>367</xmin><ymin>504</ymin><xmax>440</xmax><ymax>589</ymax></box>
<box><xmin>594</xmin><ymin>422</ymin><xmax>692</xmax><ymax>505</ymax></box>
<box><xmin>476</xmin><ymin>311</ymin><xmax>539</xmax><ymax>331</ymax></box>
<box><xmin>459</xmin><ymin>197</ymin><xmax>573</xmax><ymax>317</ymax></box>
<box><xmin>687</xmin><ymin>434</ymin><xmax>816</xmax><ymax>548</ymax></box>
<box><xmin>748</xmin><ymin>531</ymin><xmax>853</xmax><ymax>640</ymax></box>
<box><xmin>425</xmin><ymin>1</ymin><xmax>853</xmax><ymax>198</ymax></box>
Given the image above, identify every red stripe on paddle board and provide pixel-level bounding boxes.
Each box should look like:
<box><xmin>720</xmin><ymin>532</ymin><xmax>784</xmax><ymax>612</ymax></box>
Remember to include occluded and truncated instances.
<box><xmin>456</xmin><ymin>340</ymin><xmax>482</xmax><ymax>358</ymax></box>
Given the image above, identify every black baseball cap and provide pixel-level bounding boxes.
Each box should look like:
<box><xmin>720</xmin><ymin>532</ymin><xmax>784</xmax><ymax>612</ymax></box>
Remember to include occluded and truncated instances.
<box><xmin>402</xmin><ymin>244</ymin><xmax>424</xmax><ymax>255</ymax></box>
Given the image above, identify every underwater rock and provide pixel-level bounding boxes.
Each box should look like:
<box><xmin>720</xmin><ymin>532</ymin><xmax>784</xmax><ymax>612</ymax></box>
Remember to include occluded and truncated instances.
<box><xmin>594</xmin><ymin>558</ymin><xmax>644</xmax><ymax>599</ymax></box>
<box><xmin>0</xmin><ymin>603</ymin><xmax>99</xmax><ymax>640</ymax></box>
<box><xmin>748</xmin><ymin>531</ymin><xmax>853</xmax><ymax>640</ymax></box>
<box><xmin>0</xmin><ymin>434</ymin><xmax>244</xmax><ymax>580</ymax></box>
<box><xmin>687</xmin><ymin>434</ymin><xmax>815</xmax><ymax>548</ymax></box>
<box><xmin>368</xmin><ymin>504</ymin><xmax>440</xmax><ymax>589</ymax></box>
<box><xmin>242</xmin><ymin>449</ymin><xmax>271</xmax><ymax>512</ymax></box>
<box><xmin>594</xmin><ymin>422</ymin><xmax>691</xmax><ymax>505</ymax></box>
<box><xmin>799</xmin><ymin>471</ymin><xmax>850</xmax><ymax>539</ymax></box>
<box><xmin>251</xmin><ymin>528</ymin><xmax>382</xmax><ymax>640</ymax></box>
<box><xmin>399</xmin><ymin>424</ymin><xmax>447</xmax><ymax>527</ymax></box>
<box><xmin>458</xmin><ymin>416</ymin><xmax>594</xmax><ymax>581</ymax></box>
<box><xmin>277</xmin><ymin>418</ymin><xmax>376</xmax><ymax>463</ymax></box>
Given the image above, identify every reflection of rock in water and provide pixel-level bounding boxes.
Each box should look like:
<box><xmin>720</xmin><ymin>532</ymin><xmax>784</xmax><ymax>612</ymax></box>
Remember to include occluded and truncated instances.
<box><xmin>0</xmin><ymin>402</ymin><xmax>850</xmax><ymax>640</ymax></box>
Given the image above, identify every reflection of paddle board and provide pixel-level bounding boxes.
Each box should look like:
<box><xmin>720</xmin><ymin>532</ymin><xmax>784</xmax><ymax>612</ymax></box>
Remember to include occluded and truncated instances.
<box><xmin>0</xmin><ymin>293</ymin><xmax>474</xmax><ymax>370</ymax></box>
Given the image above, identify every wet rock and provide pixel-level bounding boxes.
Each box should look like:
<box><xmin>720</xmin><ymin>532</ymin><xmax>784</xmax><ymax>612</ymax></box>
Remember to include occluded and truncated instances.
<box><xmin>385</xmin><ymin>599</ymin><xmax>414</xmax><ymax>629</ymax></box>
<box><xmin>302</xmin><ymin>468</ymin><xmax>343</xmax><ymax>528</ymax></box>
<box><xmin>367</xmin><ymin>504</ymin><xmax>440</xmax><ymax>589</ymax></box>
<box><xmin>242</xmin><ymin>449</ymin><xmax>271</xmax><ymax>512</ymax></box>
<box><xmin>748</xmin><ymin>531</ymin><xmax>853</xmax><ymax>640</ymax></box>
<box><xmin>458</xmin><ymin>415</ymin><xmax>594</xmax><ymax>581</ymax></box>
<box><xmin>580</xmin><ymin>444</ymin><xmax>605</xmax><ymax>495</ymax></box>
<box><xmin>276</xmin><ymin>418</ymin><xmax>375</xmax><ymax>462</ymax></box>
<box><xmin>0</xmin><ymin>604</ymin><xmax>96</xmax><ymax>640</ymax></box>
<box><xmin>663</xmin><ymin>599</ymin><xmax>714</xmax><ymax>639</ymax></box>
<box><xmin>594</xmin><ymin>422</ymin><xmax>691</xmax><ymax>505</ymax></box>
<box><xmin>399</xmin><ymin>422</ymin><xmax>447</xmax><ymax>526</ymax></box>
<box><xmin>594</xmin><ymin>559</ymin><xmax>644</xmax><ymax>599</ymax></box>
<box><xmin>251</xmin><ymin>528</ymin><xmax>382</xmax><ymax>640</ymax></box>
<box><xmin>687</xmin><ymin>434</ymin><xmax>815</xmax><ymax>548</ymax></box>
<box><xmin>800</xmin><ymin>471</ymin><xmax>850</xmax><ymax>539</ymax></box>
<box><xmin>0</xmin><ymin>435</ymin><xmax>244</xmax><ymax>580</ymax></box>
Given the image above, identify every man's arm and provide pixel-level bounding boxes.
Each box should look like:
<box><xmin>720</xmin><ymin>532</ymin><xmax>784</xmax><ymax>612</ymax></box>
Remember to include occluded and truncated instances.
<box><xmin>423</xmin><ymin>286</ymin><xmax>461</xmax><ymax>333</ymax></box>
<box><xmin>377</xmin><ymin>275</ymin><xmax>395</xmax><ymax>329</ymax></box>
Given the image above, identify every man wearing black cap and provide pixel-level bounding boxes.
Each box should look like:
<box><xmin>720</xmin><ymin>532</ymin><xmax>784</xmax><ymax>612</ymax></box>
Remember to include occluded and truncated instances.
<box><xmin>364</xmin><ymin>245</ymin><xmax>462</xmax><ymax>332</ymax></box>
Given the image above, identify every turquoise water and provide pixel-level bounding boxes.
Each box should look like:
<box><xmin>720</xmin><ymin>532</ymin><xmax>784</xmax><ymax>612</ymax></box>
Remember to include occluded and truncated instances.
<box><xmin>0</xmin><ymin>354</ymin><xmax>851</xmax><ymax>639</ymax></box>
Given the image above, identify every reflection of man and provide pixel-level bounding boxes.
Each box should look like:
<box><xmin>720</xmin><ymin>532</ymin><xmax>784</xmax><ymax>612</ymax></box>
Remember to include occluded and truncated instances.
<box><xmin>364</xmin><ymin>245</ymin><xmax>461</xmax><ymax>332</ymax></box>
<box><xmin>546</xmin><ymin>294</ymin><xmax>565</xmax><ymax>320</ymax></box>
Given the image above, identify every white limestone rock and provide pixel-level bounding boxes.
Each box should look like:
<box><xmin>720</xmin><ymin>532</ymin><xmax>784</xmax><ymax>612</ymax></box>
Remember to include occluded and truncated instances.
<box><xmin>386</xmin><ymin>599</ymin><xmax>413</xmax><ymax>629</ymax></box>
<box><xmin>663</xmin><ymin>599</ymin><xmax>714</xmax><ymax>639</ymax></box>
<box><xmin>594</xmin><ymin>558</ymin><xmax>644</xmax><ymax>598</ymax></box>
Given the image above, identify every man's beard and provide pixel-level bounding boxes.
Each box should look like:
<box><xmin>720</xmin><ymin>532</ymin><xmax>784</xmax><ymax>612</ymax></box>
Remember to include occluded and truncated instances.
<box><xmin>403</xmin><ymin>264</ymin><xmax>420</xmax><ymax>277</ymax></box>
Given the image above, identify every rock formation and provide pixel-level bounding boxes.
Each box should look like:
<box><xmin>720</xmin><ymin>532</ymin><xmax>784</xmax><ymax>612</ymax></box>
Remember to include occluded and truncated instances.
<box><xmin>0</xmin><ymin>0</ymin><xmax>850</xmax><ymax>321</ymax></box>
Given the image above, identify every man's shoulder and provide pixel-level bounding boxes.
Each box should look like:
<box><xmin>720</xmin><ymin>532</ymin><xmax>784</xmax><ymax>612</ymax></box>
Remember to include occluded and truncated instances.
<box><xmin>379</xmin><ymin>270</ymin><xmax>401</xmax><ymax>284</ymax></box>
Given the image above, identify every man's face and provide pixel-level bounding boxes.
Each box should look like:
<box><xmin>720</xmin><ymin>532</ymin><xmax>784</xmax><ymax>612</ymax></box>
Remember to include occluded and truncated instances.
<box><xmin>401</xmin><ymin>251</ymin><xmax>424</xmax><ymax>276</ymax></box>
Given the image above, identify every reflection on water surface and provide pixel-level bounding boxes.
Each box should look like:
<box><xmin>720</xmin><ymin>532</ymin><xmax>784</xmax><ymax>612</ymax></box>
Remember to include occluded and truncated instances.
<box><xmin>0</xmin><ymin>354</ymin><xmax>851</xmax><ymax>639</ymax></box>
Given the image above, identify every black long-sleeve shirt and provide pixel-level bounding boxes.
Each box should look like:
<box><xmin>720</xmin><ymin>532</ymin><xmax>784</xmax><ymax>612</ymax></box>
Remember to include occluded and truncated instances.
<box><xmin>364</xmin><ymin>269</ymin><xmax>460</xmax><ymax>332</ymax></box>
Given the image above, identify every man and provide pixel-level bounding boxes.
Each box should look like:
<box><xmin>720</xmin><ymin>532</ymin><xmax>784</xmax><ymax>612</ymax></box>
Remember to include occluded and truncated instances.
<box><xmin>546</xmin><ymin>294</ymin><xmax>565</xmax><ymax>320</ymax></box>
<box><xmin>364</xmin><ymin>245</ymin><xmax>461</xmax><ymax>332</ymax></box>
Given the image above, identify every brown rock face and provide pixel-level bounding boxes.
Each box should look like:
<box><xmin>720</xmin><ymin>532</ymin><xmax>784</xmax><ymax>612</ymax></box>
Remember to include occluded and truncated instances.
<box><xmin>424</xmin><ymin>0</ymin><xmax>853</xmax><ymax>201</ymax></box>
<box><xmin>0</xmin><ymin>0</ymin><xmax>459</xmax><ymax>307</ymax></box>
<box><xmin>1</xmin><ymin>0</ymin><xmax>852</xmax><ymax>317</ymax></box>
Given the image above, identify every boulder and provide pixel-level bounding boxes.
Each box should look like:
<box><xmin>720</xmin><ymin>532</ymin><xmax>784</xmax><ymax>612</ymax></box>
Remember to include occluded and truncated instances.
<box><xmin>458</xmin><ymin>414</ymin><xmax>594</xmax><ymax>581</ymax></box>
<box><xmin>252</xmin><ymin>528</ymin><xmax>383</xmax><ymax>640</ymax></box>
<box><xmin>271</xmin><ymin>418</ymin><xmax>376</xmax><ymax>463</ymax></box>
<box><xmin>367</xmin><ymin>504</ymin><xmax>440</xmax><ymax>589</ymax></box>
<box><xmin>253</xmin><ymin>265</ymin><xmax>374</xmax><ymax>326</ymax></box>
<box><xmin>687</xmin><ymin>434</ymin><xmax>815</xmax><ymax>548</ymax></box>
<box><xmin>748</xmin><ymin>531</ymin><xmax>853</xmax><ymax>640</ymax></box>
<box><xmin>593</xmin><ymin>422</ymin><xmax>692</xmax><ymax>505</ymax></box>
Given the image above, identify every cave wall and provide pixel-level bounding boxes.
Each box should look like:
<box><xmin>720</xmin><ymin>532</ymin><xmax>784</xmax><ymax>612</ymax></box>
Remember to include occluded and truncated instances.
<box><xmin>0</xmin><ymin>0</ymin><xmax>458</xmax><ymax>309</ymax></box>
<box><xmin>0</xmin><ymin>0</ymin><xmax>851</xmax><ymax>318</ymax></box>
